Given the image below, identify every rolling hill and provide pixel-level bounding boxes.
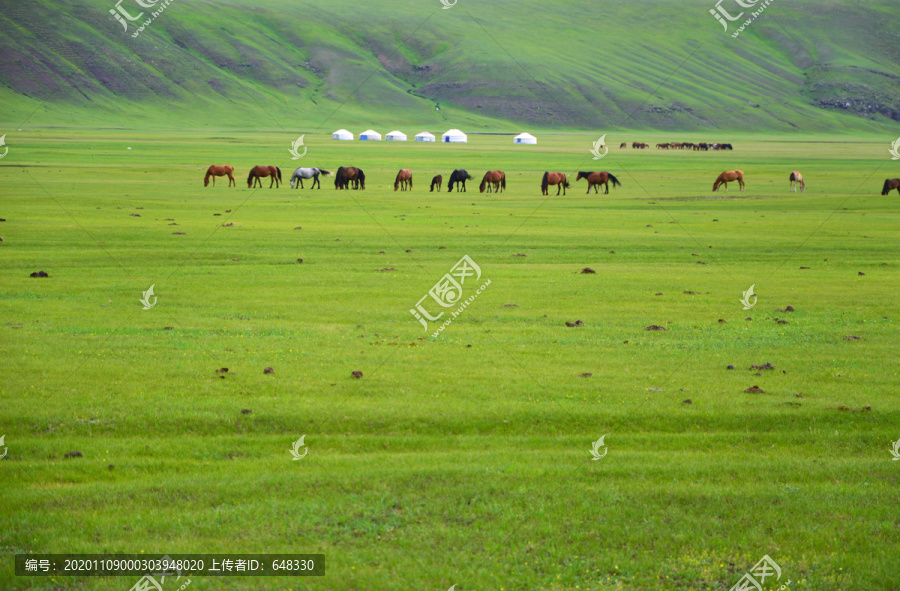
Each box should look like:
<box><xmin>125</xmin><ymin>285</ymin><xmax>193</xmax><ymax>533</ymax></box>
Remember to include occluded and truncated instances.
<box><xmin>1</xmin><ymin>0</ymin><xmax>899</xmax><ymax>131</ymax></box>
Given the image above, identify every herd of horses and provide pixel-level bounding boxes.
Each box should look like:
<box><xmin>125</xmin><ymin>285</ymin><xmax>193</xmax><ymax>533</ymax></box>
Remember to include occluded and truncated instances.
<box><xmin>621</xmin><ymin>141</ymin><xmax>734</xmax><ymax>150</ymax></box>
<box><xmin>204</xmin><ymin>164</ymin><xmax>900</xmax><ymax>196</ymax></box>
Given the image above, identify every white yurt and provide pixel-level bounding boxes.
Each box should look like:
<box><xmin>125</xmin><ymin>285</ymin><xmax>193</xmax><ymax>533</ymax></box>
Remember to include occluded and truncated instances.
<box><xmin>415</xmin><ymin>131</ymin><xmax>435</xmax><ymax>142</ymax></box>
<box><xmin>332</xmin><ymin>129</ymin><xmax>353</xmax><ymax>140</ymax></box>
<box><xmin>514</xmin><ymin>132</ymin><xmax>537</xmax><ymax>145</ymax></box>
<box><xmin>359</xmin><ymin>129</ymin><xmax>382</xmax><ymax>141</ymax></box>
<box><xmin>385</xmin><ymin>130</ymin><xmax>407</xmax><ymax>141</ymax></box>
<box><xmin>441</xmin><ymin>129</ymin><xmax>467</xmax><ymax>143</ymax></box>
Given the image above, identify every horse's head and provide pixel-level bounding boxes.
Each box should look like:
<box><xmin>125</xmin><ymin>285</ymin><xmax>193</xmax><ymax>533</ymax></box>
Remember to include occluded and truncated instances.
<box><xmin>576</xmin><ymin>172</ymin><xmax>587</xmax><ymax>181</ymax></box>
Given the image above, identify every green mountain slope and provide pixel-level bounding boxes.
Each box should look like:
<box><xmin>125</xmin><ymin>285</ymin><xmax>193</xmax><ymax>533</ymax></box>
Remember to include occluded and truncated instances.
<box><xmin>1</xmin><ymin>0</ymin><xmax>899</xmax><ymax>131</ymax></box>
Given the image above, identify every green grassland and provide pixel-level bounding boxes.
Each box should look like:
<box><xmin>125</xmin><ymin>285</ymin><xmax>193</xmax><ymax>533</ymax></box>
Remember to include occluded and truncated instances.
<box><xmin>1</xmin><ymin>130</ymin><xmax>899</xmax><ymax>589</ymax></box>
<box><xmin>2</xmin><ymin>0</ymin><xmax>900</xmax><ymax>131</ymax></box>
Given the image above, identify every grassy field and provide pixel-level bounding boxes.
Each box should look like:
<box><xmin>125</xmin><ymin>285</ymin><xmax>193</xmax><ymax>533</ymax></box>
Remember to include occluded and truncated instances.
<box><xmin>2</xmin><ymin>130</ymin><xmax>899</xmax><ymax>590</ymax></box>
<box><xmin>3</xmin><ymin>0</ymin><xmax>900</xmax><ymax>131</ymax></box>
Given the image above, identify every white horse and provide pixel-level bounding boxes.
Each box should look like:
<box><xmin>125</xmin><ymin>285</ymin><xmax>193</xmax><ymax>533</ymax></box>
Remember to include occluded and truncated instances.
<box><xmin>290</xmin><ymin>167</ymin><xmax>331</xmax><ymax>189</ymax></box>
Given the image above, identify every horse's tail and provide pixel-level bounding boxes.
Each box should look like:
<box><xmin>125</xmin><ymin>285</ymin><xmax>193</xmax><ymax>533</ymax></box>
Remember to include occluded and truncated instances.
<box><xmin>395</xmin><ymin>170</ymin><xmax>400</xmax><ymax>191</ymax></box>
<box><xmin>408</xmin><ymin>174</ymin><xmax>412</xmax><ymax>190</ymax></box>
<box><xmin>608</xmin><ymin>173</ymin><xmax>621</xmax><ymax>188</ymax></box>
<box><xmin>541</xmin><ymin>172</ymin><xmax>549</xmax><ymax>192</ymax></box>
<box><xmin>358</xmin><ymin>169</ymin><xmax>365</xmax><ymax>189</ymax></box>
<box><xmin>501</xmin><ymin>174</ymin><xmax>506</xmax><ymax>190</ymax></box>
<box><xmin>277</xmin><ymin>167</ymin><xmax>282</xmax><ymax>181</ymax></box>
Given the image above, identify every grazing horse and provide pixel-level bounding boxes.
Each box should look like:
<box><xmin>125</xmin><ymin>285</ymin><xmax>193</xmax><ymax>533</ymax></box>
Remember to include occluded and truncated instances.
<box><xmin>789</xmin><ymin>171</ymin><xmax>805</xmax><ymax>193</ymax></box>
<box><xmin>291</xmin><ymin>167</ymin><xmax>331</xmax><ymax>190</ymax></box>
<box><xmin>247</xmin><ymin>165</ymin><xmax>281</xmax><ymax>188</ymax></box>
<box><xmin>334</xmin><ymin>166</ymin><xmax>365</xmax><ymax>190</ymax></box>
<box><xmin>712</xmin><ymin>170</ymin><xmax>745</xmax><ymax>192</ymax></box>
<box><xmin>204</xmin><ymin>165</ymin><xmax>235</xmax><ymax>187</ymax></box>
<box><xmin>541</xmin><ymin>172</ymin><xmax>570</xmax><ymax>195</ymax></box>
<box><xmin>394</xmin><ymin>169</ymin><xmax>413</xmax><ymax>191</ymax></box>
<box><xmin>576</xmin><ymin>171</ymin><xmax>621</xmax><ymax>194</ymax></box>
<box><xmin>447</xmin><ymin>170</ymin><xmax>473</xmax><ymax>192</ymax></box>
<box><xmin>882</xmin><ymin>178</ymin><xmax>900</xmax><ymax>196</ymax></box>
<box><xmin>430</xmin><ymin>175</ymin><xmax>443</xmax><ymax>192</ymax></box>
<box><xmin>479</xmin><ymin>170</ymin><xmax>506</xmax><ymax>193</ymax></box>
<box><xmin>620</xmin><ymin>142</ymin><xmax>627</xmax><ymax>148</ymax></box>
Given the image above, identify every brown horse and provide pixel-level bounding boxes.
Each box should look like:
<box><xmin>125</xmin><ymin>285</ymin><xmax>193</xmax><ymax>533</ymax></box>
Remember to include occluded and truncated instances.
<box><xmin>541</xmin><ymin>172</ymin><xmax>570</xmax><ymax>195</ymax></box>
<box><xmin>247</xmin><ymin>165</ymin><xmax>282</xmax><ymax>188</ymax></box>
<box><xmin>479</xmin><ymin>171</ymin><xmax>506</xmax><ymax>193</ymax></box>
<box><xmin>576</xmin><ymin>171</ymin><xmax>621</xmax><ymax>194</ymax></box>
<box><xmin>335</xmin><ymin>166</ymin><xmax>365</xmax><ymax>190</ymax></box>
<box><xmin>882</xmin><ymin>178</ymin><xmax>900</xmax><ymax>196</ymax></box>
<box><xmin>619</xmin><ymin>142</ymin><xmax>627</xmax><ymax>148</ymax></box>
<box><xmin>205</xmin><ymin>165</ymin><xmax>235</xmax><ymax>187</ymax></box>
<box><xmin>394</xmin><ymin>169</ymin><xmax>412</xmax><ymax>191</ymax></box>
<box><xmin>789</xmin><ymin>171</ymin><xmax>806</xmax><ymax>193</ymax></box>
<box><xmin>712</xmin><ymin>170</ymin><xmax>745</xmax><ymax>192</ymax></box>
<box><xmin>430</xmin><ymin>175</ymin><xmax>442</xmax><ymax>192</ymax></box>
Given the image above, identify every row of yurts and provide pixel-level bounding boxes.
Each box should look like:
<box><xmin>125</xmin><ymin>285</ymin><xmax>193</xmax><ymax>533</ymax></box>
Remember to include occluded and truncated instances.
<box><xmin>330</xmin><ymin>129</ymin><xmax>537</xmax><ymax>144</ymax></box>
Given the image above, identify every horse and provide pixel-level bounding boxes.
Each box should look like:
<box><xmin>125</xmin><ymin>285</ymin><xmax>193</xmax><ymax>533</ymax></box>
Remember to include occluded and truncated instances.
<box><xmin>789</xmin><ymin>171</ymin><xmax>805</xmax><ymax>193</ymax></box>
<box><xmin>334</xmin><ymin>166</ymin><xmax>365</xmax><ymax>190</ymax></box>
<box><xmin>394</xmin><ymin>169</ymin><xmax>413</xmax><ymax>191</ymax></box>
<box><xmin>247</xmin><ymin>165</ymin><xmax>281</xmax><ymax>188</ymax></box>
<box><xmin>576</xmin><ymin>171</ymin><xmax>621</xmax><ymax>194</ymax></box>
<box><xmin>290</xmin><ymin>167</ymin><xmax>331</xmax><ymax>190</ymax></box>
<box><xmin>479</xmin><ymin>171</ymin><xmax>506</xmax><ymax>193</ymax></box>
<box><xmin>541</xmin><ymin>172</ymin><xmax>570</xmax><ymax>195</ymax></box>
<box><xmin>713</xmin><ymin>170</ymin><xmax>745</xmax><ymax>192</ymax></box>
<box><xmin>447</xmin><ymin>170</ymin><xmax>473</xmax><ymax>192</ymax></box>
<box><xmin>882</xmin><ymin>178</ymin><xmax>900</xmax><ymax>196</ymax></box>
<box><xmin>204</xmin><ymin>165</ymin><xmax>235</xmax><ymax>187</ymax></box>
<box><xmin>430</xmin><ymin>175</ymin><xmax>443</xmax><ymax>192</ymax></box>
<box><xmin>619</xmin><ymin>142</ymin><xmax>627</xmax><ymax>148</ymax></box>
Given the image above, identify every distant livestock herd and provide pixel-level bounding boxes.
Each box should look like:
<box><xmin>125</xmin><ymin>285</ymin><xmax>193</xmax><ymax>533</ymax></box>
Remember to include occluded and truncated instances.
<box><xmin>622</xmin><ymin>141</ymin><xmax>734</xmax><ymax>150</ymax></box>
<box><xmin>202</xmin><ymin>164</ymin><xmax>900</xmax><ymax>196</ymax></box>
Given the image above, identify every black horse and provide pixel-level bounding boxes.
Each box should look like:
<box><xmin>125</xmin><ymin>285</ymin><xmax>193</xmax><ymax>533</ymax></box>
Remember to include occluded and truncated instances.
<box><xmin>447</xmin><ymin>169</ymin><xmax>473</xmax><ymax>192</ymax></box>
<box><xmin>882</xmin><ymin>178</ymin><xmax>900</xmax><ymax>196</ymax></box>
<box><xmin>334</xmin><ymin>166</ymin><xmax>365</xmax><ymax>190</ymax></box>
